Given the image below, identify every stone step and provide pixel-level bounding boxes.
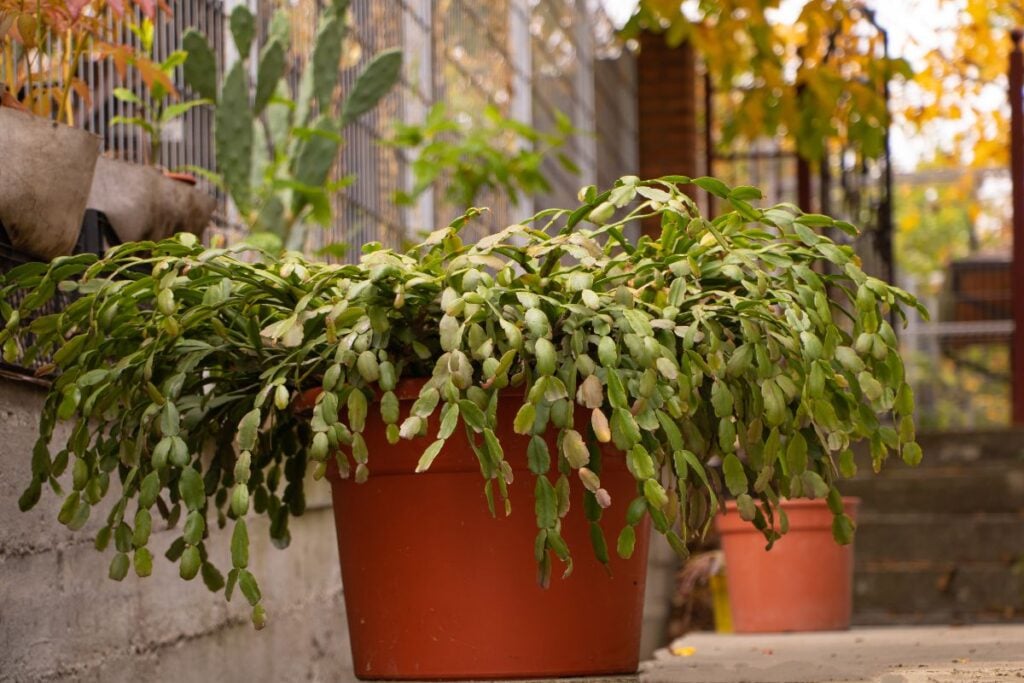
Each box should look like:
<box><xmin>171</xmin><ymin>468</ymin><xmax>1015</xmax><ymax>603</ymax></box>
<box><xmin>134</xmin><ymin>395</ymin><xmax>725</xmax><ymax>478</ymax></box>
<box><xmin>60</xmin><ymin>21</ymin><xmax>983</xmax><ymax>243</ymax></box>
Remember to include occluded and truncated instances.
<box><xmin>916</xmin><ymin>430</ymin><xmax>1024</xmax><ymax>463</ymax></box>
<box><xmin>852</xmin><ymin>429</ymin><xmax>1024</xmax><ymax>468</ymax></box>
<box><xmin>852</xmin><ymin>609</ymin><xmax>1021</xmax><ymax>626</ymax></box>
<box><xmin>852</xmin><ymin>563</ymin><xmax>1024</xmax><ymax>623</ymax></box>
<box><xmin>841</xmin><ymin>463</ymin><xmax>1024</xmax><ymax>514</ymax></box>
<box><xmin>854</xmin><ymin>513</ymin><xmax>1024</xmax><ymax>564</ymax></box>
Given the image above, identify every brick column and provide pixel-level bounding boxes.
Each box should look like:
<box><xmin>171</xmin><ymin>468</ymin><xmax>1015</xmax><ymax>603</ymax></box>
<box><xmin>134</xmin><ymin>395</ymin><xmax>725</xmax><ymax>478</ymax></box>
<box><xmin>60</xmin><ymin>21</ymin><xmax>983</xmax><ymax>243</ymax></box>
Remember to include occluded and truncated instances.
<box><xmin>637</xmin><ymin>32</ymin><xmax>698</xmax><ymax>234</ymax></box>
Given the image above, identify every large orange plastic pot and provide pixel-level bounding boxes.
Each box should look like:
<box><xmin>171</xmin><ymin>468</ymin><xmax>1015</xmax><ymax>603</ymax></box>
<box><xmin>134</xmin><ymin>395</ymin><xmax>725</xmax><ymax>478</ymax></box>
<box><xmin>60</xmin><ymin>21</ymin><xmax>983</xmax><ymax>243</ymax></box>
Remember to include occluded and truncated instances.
<box><xmin>715</xmin><ymin>497</ymin><xmax>859</xmax><ymax>633</ymax></box>
<box><xmin>321</xmin><ymin>380</ymin><xmax>651</xmax><ymax>680</ymax></box>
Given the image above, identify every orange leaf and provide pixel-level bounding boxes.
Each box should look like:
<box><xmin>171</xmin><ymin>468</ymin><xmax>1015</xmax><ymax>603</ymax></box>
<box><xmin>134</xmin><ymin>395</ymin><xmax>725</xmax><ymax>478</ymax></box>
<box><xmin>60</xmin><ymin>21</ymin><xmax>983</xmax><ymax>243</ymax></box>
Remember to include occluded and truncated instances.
<box><xmin>134</xmin><ymin>55</ymin><xmax>177</xmax><ymax>98</ymax></box>
<box><xmin>70</xmin><ymin>77</ymin><xmax>91</xmax><ymax>107</ymax></box>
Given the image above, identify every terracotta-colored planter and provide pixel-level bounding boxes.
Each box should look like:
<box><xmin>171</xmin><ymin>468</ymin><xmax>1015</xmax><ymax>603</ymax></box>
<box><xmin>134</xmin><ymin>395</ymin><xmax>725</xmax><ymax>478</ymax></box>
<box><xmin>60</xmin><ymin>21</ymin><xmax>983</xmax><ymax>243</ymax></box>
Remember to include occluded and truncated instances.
<box><xmin>163</xmin><ymin>170</ymin><xmax>198</xmax><ymax>186</ymax></box>
<box><xmin>716</xmin><ymin>497</ymin><xmax>859</xmax><ymax>633</ymax></box>
<box><xmin>322</xmin><ymin>380</ymin><xmax>651</xmax><ymax>680</ymax></box>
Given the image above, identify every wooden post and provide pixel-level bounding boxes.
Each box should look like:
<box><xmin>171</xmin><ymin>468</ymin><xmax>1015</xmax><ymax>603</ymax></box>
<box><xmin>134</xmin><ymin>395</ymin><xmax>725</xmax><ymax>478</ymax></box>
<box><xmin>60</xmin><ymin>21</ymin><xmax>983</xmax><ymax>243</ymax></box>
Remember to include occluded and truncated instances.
<box><xmin>795</xmin><ymin>82</ymin><xmax>814</xmax><ymax>213</ymax></box>
<box><xmin>1009</xmin><ymin>29</ymin><xmax>1024</xmax><ymax>423</ymax></box>
<box><xmin>797</xmin><ymin>157</ymin><xmax>813</xmax><ymax>213</ymax></box>
<box><xmin>704</xmin><ymin>71</ymin><xmax>715</xmax><ymax>217</ymax></box>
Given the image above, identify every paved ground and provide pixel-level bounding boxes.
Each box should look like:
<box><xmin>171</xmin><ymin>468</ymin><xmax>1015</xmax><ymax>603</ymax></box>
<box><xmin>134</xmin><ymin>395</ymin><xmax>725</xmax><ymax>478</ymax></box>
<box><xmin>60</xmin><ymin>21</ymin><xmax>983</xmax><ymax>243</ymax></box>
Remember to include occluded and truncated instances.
<box><xmin>641</xmin><ymin>625</ymin><xmax>1024</xmax><ymax>683</ymax></box>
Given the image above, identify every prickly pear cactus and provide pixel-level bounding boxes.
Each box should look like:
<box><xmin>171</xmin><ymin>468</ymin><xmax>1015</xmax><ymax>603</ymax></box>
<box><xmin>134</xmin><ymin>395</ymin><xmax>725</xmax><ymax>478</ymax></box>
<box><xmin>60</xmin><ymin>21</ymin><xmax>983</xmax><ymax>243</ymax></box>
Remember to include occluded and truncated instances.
<box><xmin>182</xmin><ymin>2</ymin><xmax>402</xmax><ymax>250</ymax></box>
<box><xmin>215</xmin><ymin>62</ymin><xmax>253</xmax><ymax>214</ymax></box>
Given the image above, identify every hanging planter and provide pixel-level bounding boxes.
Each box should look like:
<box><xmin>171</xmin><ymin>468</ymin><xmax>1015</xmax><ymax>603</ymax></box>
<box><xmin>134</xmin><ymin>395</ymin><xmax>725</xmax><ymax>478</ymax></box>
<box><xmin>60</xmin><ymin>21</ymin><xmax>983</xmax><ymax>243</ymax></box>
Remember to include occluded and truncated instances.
<box><xmin>0</xmin><ymin>107</ymin><xmax>101</xmax><ymax>260</ymax></box>
<box><xmin>716</xmin><ymin>497</ymin><xmax>860</xmax><ymax>633</ymax></box>
<box><xmin>86</xmin><ymin>157</ymin><xmax>215</xmax><ymax>244</ymax></box>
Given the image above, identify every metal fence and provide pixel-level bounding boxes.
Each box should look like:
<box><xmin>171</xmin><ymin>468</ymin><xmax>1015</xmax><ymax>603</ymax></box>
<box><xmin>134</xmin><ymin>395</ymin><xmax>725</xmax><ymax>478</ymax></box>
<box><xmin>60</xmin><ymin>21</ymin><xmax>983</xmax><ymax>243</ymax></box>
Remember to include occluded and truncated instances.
<box><xmin>52</xmin><ymin>0</ymin><xmax>637</xmax><ymax>256</ymax></box>
<box><xmin>895</xmin><ymin>168</ymin><xmax>1014</xmax><ymax>429</ymax></box>
<box><xmin>73</xmin><ymin>0</ymin><xmax>226</xmax><ymax>197</ymax></box>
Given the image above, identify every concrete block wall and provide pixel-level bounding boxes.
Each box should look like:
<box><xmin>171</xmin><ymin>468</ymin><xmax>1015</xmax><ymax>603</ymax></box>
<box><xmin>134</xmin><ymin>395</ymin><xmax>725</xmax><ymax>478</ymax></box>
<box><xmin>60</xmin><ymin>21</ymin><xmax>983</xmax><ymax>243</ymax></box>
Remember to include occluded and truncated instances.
<box><xmin>845</xmin><ymin>430</ymin><xmax>1024</xmax><ymax>625</ymax></box>
<box><xmin>0</xmin><ymin>378</ymin><xmax>351</xmax><ymax>682</ymax></box>
<box><xmin>0</xmin><ymin>378</ymin><xmax>676</xmax><ymax>681</ymax></box>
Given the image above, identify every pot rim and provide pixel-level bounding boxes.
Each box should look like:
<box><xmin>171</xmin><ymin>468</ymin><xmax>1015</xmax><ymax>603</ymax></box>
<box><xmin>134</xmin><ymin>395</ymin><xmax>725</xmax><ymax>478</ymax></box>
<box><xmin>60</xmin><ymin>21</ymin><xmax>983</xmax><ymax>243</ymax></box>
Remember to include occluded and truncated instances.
<box><xmin>294</xmin><ymin>377</ymin><xmax>434</xmax><ymax>413</ymax></box>
<box><xmin>722</xmin><ymin>496</ymin><xmax>861</xmax><ymax>511</ymax></box>
<box><xmin>0</xmin><ymin>104</ymin><xmax>102</xmax><ymax>140</ymax></box>
<box><xmin>716</xmin><ymin>496</ymin><xmax>860</xmax><ymax>534</ymax></box>
<box><xmin>163</xmin><ymin>170</ymin><xmax>198</xmax><ymax>185</ymax></box>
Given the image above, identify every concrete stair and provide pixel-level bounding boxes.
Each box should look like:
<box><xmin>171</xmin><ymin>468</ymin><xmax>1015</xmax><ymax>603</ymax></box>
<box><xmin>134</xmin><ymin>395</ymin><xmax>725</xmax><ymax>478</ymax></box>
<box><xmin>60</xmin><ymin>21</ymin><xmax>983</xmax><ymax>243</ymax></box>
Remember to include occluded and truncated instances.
<box><xmin>843</xmin><ymin>430</ymin><xmax>1024</xmax><ymax>625</ymax></box>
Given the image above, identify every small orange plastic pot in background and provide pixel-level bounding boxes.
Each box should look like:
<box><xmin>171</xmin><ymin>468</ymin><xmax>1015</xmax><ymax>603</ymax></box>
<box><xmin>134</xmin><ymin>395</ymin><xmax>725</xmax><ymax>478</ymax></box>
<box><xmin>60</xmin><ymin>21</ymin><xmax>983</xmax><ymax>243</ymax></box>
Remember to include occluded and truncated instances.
<box><xmin>716</xmin><ymin>497</ymin><xmax>860</xmax><ymax>633</ymax></box>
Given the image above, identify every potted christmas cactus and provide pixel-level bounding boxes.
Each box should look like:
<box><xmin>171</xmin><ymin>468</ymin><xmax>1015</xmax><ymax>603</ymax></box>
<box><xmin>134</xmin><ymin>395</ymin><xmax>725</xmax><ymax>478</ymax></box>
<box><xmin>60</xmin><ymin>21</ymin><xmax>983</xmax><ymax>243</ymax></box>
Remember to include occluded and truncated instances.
<box><xmin>0</xmin><ymin>0</ymin><xmax>161</xmax><ymax>259</ymax></box>
<box><xmin>0</xmin><ymin>175</ymin><xmax>924</xmax><ymax>679</ymax></box>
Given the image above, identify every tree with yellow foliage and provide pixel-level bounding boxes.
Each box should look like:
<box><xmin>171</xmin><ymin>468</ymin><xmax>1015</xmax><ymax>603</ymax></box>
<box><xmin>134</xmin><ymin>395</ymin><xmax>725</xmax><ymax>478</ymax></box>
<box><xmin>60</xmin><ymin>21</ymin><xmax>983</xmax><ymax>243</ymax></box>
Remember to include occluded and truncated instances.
<box><xmin>903</xmin><ymin>0</ymin><xmax>1023</xmax><ymax>168</ymax></box>
<box><xmin>623</xmin><ymin>0</ymin><xmax>913</xmax><ymax>163</ymax></box>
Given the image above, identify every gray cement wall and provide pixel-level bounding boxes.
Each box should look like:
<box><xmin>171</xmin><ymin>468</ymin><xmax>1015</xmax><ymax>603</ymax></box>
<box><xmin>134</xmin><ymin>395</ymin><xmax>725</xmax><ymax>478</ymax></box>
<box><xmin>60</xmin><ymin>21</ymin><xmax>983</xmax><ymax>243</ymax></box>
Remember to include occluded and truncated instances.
<box><xmin>0</xmin><ymin>378</ymin><xmax>675</xmax><ymax>682</ymax></box>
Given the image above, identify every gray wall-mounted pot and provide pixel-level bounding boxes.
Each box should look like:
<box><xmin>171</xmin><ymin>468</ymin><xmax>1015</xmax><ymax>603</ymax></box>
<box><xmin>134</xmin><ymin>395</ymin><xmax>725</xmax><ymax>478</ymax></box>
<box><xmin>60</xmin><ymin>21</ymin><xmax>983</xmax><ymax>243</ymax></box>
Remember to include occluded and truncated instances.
<box><xmin>87</xmin><ymin>157</ymin><xmax>216</xmax><ymax>244</ymax></box>
<box><xmin>0</xmin><ymin>107</ymin><xmax>102</xmax><ymax>260</ymax></box>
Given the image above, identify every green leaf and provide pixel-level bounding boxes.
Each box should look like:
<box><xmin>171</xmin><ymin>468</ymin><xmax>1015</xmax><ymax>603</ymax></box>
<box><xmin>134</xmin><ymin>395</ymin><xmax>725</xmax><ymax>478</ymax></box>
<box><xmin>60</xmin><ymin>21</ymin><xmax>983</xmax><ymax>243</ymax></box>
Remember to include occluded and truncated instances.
<box><xmin>722</xmin><ymin>453</ymin><xmax>747</xmax><ymax>496</ymax></box>
<box><xmin>182</xmin><ymin>30</ymin><xmax>218</xmax><ymax>101</ymax></box>
<box><xmin>231</xmin><ymin>519</ymin><xmax>249</xmax><ymax>569</ymax></box>
<box><xmin>109</xmin><ymin>116</ymin><xmax>155</xmax><ymax>136</ymax></box>
<box><xmin>610</xmin><ymin>408</ymin><xmax>640</xmax><ymax>451</ymax></box>
<box><xmin>254</xmin><ymin>40</ymin><xmax>286</xmax><ymax>114</ymax></box>
<box><xmin>237</xmin><ymin>409</ymin><xmax>261</xmax><ymax>452</ymax></box>
<box><xmin>113</xmin><ymin>87</ymin><xmax>142</xmax><ymax>105</ymax></box>
<box><xmin>178</xmin><ymin>467</ymin><xmax>204</xmax><ymax>511</ymax></box>
<box><xmin>832</xmin><ymin>513</ymin><xmax>855</xmax><ymax>545</ymax></box>
<box><xmin>161</xmin><ymin>402</ymin><xmax>180</xmax><ymax>437</ymax></box>
<box><xmin>438</xmin><ymin>402</ymin><xmax>460</xmax><ymax>439</ymax></box>
<box><xmin>616</xmin><ymin>525</ymin><xmax>636</xmax><ymax>559</ymax></box>
<box><xmin>179</xmin><ymin>546</ymin><xmax>201</xmax><ymax>580</ymax></box>
<box><xmin>160</xmin><ymin>98</ymin><xmax>212</xmax><ymax>124</ymax></box>
<box><xmin>589</xmin><ymin>522</ymin><xmax>609</xmax><ymax>566</ymax></box>
<box><xmin>238</xmin><ymin>569</ymin><xmax>262</xmax><ymax>606</ymax></box>
<box><xmin>901</xmin><ymin>442</ymin><xmax>923</xmax><ymax>466</ymax></box>
<box><xmin>839</xmin><ymin>449</ymin><xmax>857</xmax><ymax>478</ymax></box>
<box><xmin>309</xmin><ymin>13</ymin><xmax>346</xmax><ymax>115</ymax></box>
<box><xmin>535</xmin><ymin>476</ymin><xmax>556</xmax><ymax>529</ymax></box>
<box><xmin>109</xmin><ymin>552</ymin><xmax>130</xmax><ymax>581</ymax></box>
<box><xmin>134</xmin><ymin>547</ymin><xmax>153</xmax><ymax>577</ymax></box>
<box><xmin>785</xmin><ymin>433</ymin><xmax>808</xmax><ymax>475</ymax></box>
<box><xmin>693</xmin><ymin>176</ymin><xmax>731</xmax><ymax>198</ymax></box>
<box><xmin>710</xmin><ymin>380</ymin><xmax>734</xmax><ymax>418</ymax></box>
<box><xmin>527</xmin><ymin>436</ymin><xmax>550</xmax><ymax>475</ymax></box>
<box><xmin>415</xmin><ymin>439</ymin><xmax>445</xmax><ymax>473</ymax></box>
<box><xmin>229</xmin><ymin>5</ymin><xmax>255</xmax><ymax>56</ymax></box>
<box><xmin>729</xmin><ymin>185</ymin><xmax>763</xmax><ymax>201</ymax></box>
<box><xmin>457</xmin><ymin>399</ymin><xmax>486</xmax><ymax>432</ymax></box>
<box><xmin>202</xmin><ymin>562</ymin><xmax>226</xmax><ymax>592</ymax></box>
<box><xmin>215</xmin><ymin>62</ymin><xmax>253</xmax><ymax>212</ymax></box>
<box><xmin>139</xmin><ymin>472</ymin><xmax>160</xmax><ymax>508</ymax></box>
<box><xmin>341</xmin><ymin>49</ymin><xmax>402</xmax><ymax>126</ymax></box>
<box><xmin>736</xmin><ymin>493</ymin><xmax>756</xmax><ymax>520</ymax></box>
<box><xmin>802</xmin><ymin>470</ymin><xmax>830</xmax><ymax>499</ymax></box>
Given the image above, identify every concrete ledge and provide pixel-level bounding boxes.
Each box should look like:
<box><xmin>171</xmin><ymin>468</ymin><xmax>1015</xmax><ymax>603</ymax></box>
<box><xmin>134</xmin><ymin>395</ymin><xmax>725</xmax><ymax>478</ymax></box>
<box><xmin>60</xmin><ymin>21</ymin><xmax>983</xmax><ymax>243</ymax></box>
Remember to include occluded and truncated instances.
<box><xmin>643</xmin><ymin>625</ymin><xmax>1024</xmax><ymax>683</ymax></box>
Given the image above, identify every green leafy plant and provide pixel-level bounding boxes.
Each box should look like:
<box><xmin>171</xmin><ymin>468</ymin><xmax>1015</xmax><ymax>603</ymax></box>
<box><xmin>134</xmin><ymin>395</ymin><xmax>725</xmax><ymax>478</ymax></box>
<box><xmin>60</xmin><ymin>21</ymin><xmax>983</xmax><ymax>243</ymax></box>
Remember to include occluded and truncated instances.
<box><xmin>181</xmin><ymin>0</ymin><xmax>402</xmax><ymax>251</ymax></box>
<box><xmin>386</xmin><ymin>102</ymin><xmax>578</xmax><ymax>210</ymax></box>
<box><xmin>0</xmin><ymin>175</ymin><xmax>924</xmax><ymax>629</ymax></box>
<box><xmin>111</xmin><ymin>18</ymin><xmax>210</xmax><ymax>166</ymax></box>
